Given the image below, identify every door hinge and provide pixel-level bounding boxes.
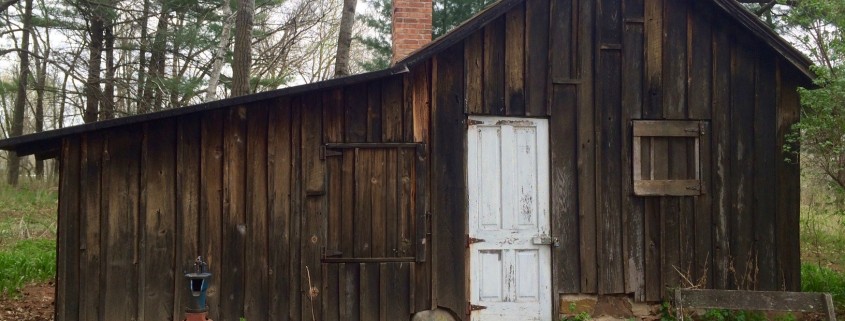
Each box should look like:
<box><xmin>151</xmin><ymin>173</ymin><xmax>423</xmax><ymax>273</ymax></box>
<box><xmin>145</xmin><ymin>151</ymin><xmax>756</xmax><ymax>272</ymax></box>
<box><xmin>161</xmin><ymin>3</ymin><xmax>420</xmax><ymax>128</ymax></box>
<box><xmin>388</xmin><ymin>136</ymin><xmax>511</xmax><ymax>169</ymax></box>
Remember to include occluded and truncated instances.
<box><xmin>465</xmin><ymin>119</ymin><xmax>484</xmax><ymax>129</ymax></box>
<box><xmin>466</xmin><ymin>235</ymin><xmax>485</xmax><ymax>248</ymax></box>
<box><xmin>320</xmin><ymin>145</ymin><xmax>343</xmax><ymax>160</ymax></box>
<box><xmin>467</xmin><ymin>302</ymin><xmax>487</xmax><ymax>314</ymax></box>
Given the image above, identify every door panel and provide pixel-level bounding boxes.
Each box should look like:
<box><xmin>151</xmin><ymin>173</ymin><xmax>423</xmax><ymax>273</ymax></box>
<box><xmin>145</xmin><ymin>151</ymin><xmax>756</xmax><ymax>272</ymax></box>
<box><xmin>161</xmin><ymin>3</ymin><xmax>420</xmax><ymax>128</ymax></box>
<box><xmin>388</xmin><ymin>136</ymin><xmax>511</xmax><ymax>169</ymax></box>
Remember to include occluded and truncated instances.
<box><xmin>468</xmin><ymin>117</ymin><xmax>552</xmax><ymax>321</ymax></box>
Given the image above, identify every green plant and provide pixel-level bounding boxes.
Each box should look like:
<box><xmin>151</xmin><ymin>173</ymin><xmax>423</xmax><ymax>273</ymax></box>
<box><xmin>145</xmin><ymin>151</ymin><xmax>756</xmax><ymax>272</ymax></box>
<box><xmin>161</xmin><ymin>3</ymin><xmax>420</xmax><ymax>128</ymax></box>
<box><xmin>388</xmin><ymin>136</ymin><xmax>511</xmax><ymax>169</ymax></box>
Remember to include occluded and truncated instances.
<box><xmin>0</xmin><ymin>239</ymin><xmax>56</xmax><ymax>297</ymax></box>
<box><xmin>701</xmin><ymin>309</ymin><xmax>766</xmax><ymax>321</ymax></box>
<box><xmin>659</xmin><ymin>301</ymin><xmax>676</xmax><ymax>321</ymax></box>
<box><xmin>774</xmin><ymin>312</ymin><xmax>797</xmax><ymax>321</ymax></box>
<box><xmin>560</xmin><ymin>302</ymin><xmax>591</xmax><ymax>321</ymax></box>
<box><xmin>802</xmin><ymin>263</ymin><xmax>845</xmax><ymax>311</ymax></box>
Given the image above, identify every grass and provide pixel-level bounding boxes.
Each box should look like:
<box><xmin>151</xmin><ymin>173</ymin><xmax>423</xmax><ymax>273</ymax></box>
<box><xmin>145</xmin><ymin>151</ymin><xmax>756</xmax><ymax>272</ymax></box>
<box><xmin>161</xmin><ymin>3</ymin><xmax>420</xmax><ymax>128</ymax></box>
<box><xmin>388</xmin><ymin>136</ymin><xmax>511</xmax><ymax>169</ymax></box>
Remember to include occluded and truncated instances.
<box><xmin>0</xmin><ymin>179</ymin><xmax>59</xmax><ymax>250</ymax></box>
<box><xmin>802</xmin><ymin>263</ymin><xmax>845</xmax><ymax>311</ymax></box>
<box><xmin>0</xmin><ymin>177</ymin><xmax>59</xmax><ymax>297</ymax></box>
<box><xmin>0</xmin><ymin>239</ymin><xmax>56</xmax><ymax>297</ymax></box>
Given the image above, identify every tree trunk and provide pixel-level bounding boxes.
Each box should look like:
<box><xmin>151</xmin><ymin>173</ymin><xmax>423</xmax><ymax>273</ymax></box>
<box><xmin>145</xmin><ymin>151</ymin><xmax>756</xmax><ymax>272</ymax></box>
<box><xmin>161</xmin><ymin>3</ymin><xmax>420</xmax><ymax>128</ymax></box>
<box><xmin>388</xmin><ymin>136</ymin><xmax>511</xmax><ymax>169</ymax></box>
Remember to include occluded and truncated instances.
<box><xmin>34</xmin><ymin>34</ymin><xmax>48</xmax><ymax>179</ymax></box>
<box><xmin>334</xmin><ymin>0</ymin><xmax>357</xmax><ymax>78</ymax></box>
<box><xmin>137</xmin><ymin>0</ymin><xmax>150</xmax><ymax>114</ymax></box>
<box><xmin>205</xmin><ymin>2</ymin><xmax>234</xmax><ymax>102</ymax></box>
<box><xmin>144</xmin><ymin>7</ymin><xmax>168</xmax><ymax>111</ymax></box>
<box><xmin>83</xmin><ymin>13</ymin><xmax>104</xmax><ymax>123</ymax></box>
<box><xmin>232</xmin><ymin>0</ymin><xmax>254</xmax><ymax>97</ymax></box>
<box><xmin>7</xmin><ymin>0</ymin><xmax>32</xmax><ymax>186</ymax></box>
<box><xmin>102</xmin><ymin>22</ymin><xmax>115</xmax><ymax>119</ymax></box>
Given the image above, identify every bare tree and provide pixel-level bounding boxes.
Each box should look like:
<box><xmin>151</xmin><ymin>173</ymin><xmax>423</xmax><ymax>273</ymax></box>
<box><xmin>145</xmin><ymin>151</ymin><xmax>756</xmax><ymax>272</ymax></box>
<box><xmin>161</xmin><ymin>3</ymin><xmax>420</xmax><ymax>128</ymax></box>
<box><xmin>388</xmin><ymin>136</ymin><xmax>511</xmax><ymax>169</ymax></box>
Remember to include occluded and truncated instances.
<box><xmin>205</xmin><ymin>1</ymin><xmax>234</xmax><ymax>102</ymax></box>
<box><xmin>333</xmin><ymin>0</ymin><xmax>356</xmax><ymax>77</ymax></box>
<box><xmin>7</xmin><ymin>0</ymin><xmax>32</xmax><ymax>186</ymax></box>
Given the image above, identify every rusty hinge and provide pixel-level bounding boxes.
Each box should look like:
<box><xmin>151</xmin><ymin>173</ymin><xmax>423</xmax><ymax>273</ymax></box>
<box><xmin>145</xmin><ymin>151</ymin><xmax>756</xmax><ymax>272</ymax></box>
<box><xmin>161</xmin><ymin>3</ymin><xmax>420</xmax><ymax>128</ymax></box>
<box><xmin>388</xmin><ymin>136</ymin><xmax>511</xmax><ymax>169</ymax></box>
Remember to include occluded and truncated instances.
<box><xmin>465</xmin><ymin>119</ymin><xmax>484</xmax><ymax>129</ymax></box>
<box><xmin>320</xmin><ymin>145</ymin><xmax>343</xmax><ymax>160</ymax></box>
<box><xmin>466</xmin><ymin>235</ymin><xmax>485</xmax><ymax>248</ymax></box>
<box><xmin>467</xmin><ymin>302</ymin><xmax>487</xmax><ymax>314</ymax></box>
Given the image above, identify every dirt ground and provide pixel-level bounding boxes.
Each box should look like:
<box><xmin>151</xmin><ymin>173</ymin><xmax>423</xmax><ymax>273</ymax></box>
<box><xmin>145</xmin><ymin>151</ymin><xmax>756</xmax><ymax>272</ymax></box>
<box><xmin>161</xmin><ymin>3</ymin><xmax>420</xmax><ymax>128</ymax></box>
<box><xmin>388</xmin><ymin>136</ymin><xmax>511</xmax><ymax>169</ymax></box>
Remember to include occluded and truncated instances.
<box><xmin>0</xmin><ymin>282</ymin><xmax>55</xmax><ymax>321</ymax></box>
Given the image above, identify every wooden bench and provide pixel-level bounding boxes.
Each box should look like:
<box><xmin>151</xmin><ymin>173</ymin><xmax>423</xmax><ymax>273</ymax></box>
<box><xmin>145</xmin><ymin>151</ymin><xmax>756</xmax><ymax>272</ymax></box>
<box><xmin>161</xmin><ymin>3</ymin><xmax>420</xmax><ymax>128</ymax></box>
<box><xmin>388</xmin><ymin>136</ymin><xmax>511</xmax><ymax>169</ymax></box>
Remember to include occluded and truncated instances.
<box><xmin>674</xmin><ymin>289</ymin><xmax>837</xmax><ymax>321</ymax></box>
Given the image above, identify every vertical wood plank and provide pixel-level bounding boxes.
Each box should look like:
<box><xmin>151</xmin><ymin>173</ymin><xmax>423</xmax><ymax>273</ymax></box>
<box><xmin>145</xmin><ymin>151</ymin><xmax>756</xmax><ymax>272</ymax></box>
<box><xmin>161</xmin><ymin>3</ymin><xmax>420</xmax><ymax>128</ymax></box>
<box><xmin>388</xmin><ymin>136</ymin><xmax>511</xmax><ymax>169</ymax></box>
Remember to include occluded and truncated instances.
<box><xmin>505</xmin><ymin>3</ymin><xmax>526</xmax><ymax>116</ymax></box>
<box><xmin>662</xmin><ymin>0</ymin><xmax>687</xmax><ymax>119</ymax></box>
<box><xmin>368</xmin><ymin>82</ymin><xmax>383</xmax><ymax>143</ymax></box>
<box><xmin>78</xmin><ymin>133</ymin><xmax>102</xmax><ymax>321</ymax></box>
<box><xmin>355</xmin><ymin>150</ymin><xmax>373</xmax><ymax>258</ymax></box>
<box><xmin>175</xmin><ymin>115</ymin><xmax>201</xmax><ymax>320</ymax></box>
<box><xmin>411</xmin><ymin>61</ymin><xmax>432</xmax><ymax>312</ymax></box>
<box><xmin>689</xmin><ymin>0</ymin><xmax>714</xmax><ymax>290</ymax></box>
<box><xmin>776</xmin><ymin>64</ymin><xmax>801</xmax><ymax>291</ymax></box>
<box><xmin>597</xmin><ymin>0</ymin><xmax>624</xmax><ymax>295</ymax></box>
<box><xmin>385</xmin><ymin>263</ymin><xmax>412</xmax><ymax>320</ymax></box>
<box><xmin>711</xmin><ymin>18</ymin><xmax>732</xmax><ymax>290</ymax></box>
<box><xmin>384</xmin><ymin>150</ymin><xmax>399</xmax><ymax>257</ymax></box>
<box><xmin>360</xmin><ymin>263</ymin><xmax>380</xmax><ymax>320</ymax></box>
<box><xmin>525</xmin><ymin>0</ymin><xmax>550</xmax><ymax>116</ymax></box>
<box><xmin>465</xmin><ymin>32</ymin><xmax>484</xmax><ymax>115</ymax></box>
<box><xmin>551</xmin><ymin>84</ymin><xmax>580</xmax><ymax>293</ymax></box>
<box><xmin>342</xmin><ymin>263</ymin><xmax>361</xmax><ymax>321</ymax></box>
<box><xmin>622</xmin><ymin>0</ymin><xmax>645</xmax><ymax>299</ymax></box>
<box><xmin>371</xmin><ymin>150</ymin><xmax>387</xmax><ymax>257</ymax></box>
<box><xmin>341</xmin><ymin>150</ymin><xmax>356</xmax><ymax>258</ymax></box>
<box><xmin>57</xmin><ymin>136</ymin><xmax>81</xmax><ymax>321</ymax></box>
<box><xmin>200</xmin><ymin>110</ymin><xmax>225</xmax><ymax>320</ymax></box>
<box><xmin>102</xmin><ymin>127</ymin><xmax>141</xmax><ymax>321</ymax></box>
<box><xmin>577</xmin><ymin>0</ymin><xmax>598</xmax><ymax>294</ymax></box>
<box><xmin>431</xmin><ymin>44</ymin><xmax>467</xmax><ymax>314</ymax></box>
<box><xmin>346</xmin><ymin>84</ymin><xmax>369</xmax><ymax>143</ymax></box>
<box><xmin>323</xmin><ymin>263</ymin><xmax>340</xmax><ymax>320</ymax></box>
<box><xmin>403</xmin><ymin>73</ymin><xmax>415</xmax><ymax>142</ymax></box>
<box><xmin>289</xmin><ymin>100</ymin><xmax>304</xmax><ymax>320</ymax></box>
<box><xmin>730</xmin><ymin>39</ymin><xmax>756</xmax><ymax>290</ymax></box>
<box><xmin>412</xmin><ymin>62</ymin><xmax>431</xmax><ymax>144</ymax></box>
<box><xmin>301</xmin><ymin>95</ymin><xmax>324</xmax><ymax>321</ymax></box>
<box><xmin>245</xmin><ymin>106</ymin><xmax>269</xmax><ymax>320</ymax></box>
<box><xmin>644</xmin><ymin>0</ymin><xmax>663</xmax><ymax>119</ymax></box>
<box><xmin>754</xmin><ymin>53</ymin><xmax>778</xmax><ymax>291</ymax></box>
<box><xmin>382</xmin><ymin>78</ymin><xmax>404</xmax><ymax>142</ymax></box>
<box><xmin>323</xmin><ymin>89</ymin><xmax>344</xmax><ymax>319</ymax></box>
<box><xmin>268</xmin><ymin>98</ymin><xmax>293</xmax><ymax>321</ymax></box>
<box><xmin>141</xmin><ymin>120</ymin><xmax>177</xmax><ymax>321</ymax></box>
<box><xmin>484</xmin><ymin>17</ymin><xmax>506</xmax><ymax>115</ymax></box>
<box><xmin>550</xmin><ymin>0</ymin><xmax>574</xmax><ymax>81</ymax></box>
<box><xmin>222</xmin><ymin>105</ymin><xmax>247</xmax><ymax>320</ymax></box>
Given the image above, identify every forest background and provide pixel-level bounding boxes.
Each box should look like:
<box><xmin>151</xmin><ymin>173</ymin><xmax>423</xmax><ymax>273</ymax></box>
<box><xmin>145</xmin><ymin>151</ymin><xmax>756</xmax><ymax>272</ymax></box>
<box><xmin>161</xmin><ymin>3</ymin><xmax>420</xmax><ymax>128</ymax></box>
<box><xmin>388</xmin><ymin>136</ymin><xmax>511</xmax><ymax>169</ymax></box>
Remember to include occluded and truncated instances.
<box><xmin>4</xmin><ymin>0</ymin><xmax>845</xmax><ymax>317</ymax></box>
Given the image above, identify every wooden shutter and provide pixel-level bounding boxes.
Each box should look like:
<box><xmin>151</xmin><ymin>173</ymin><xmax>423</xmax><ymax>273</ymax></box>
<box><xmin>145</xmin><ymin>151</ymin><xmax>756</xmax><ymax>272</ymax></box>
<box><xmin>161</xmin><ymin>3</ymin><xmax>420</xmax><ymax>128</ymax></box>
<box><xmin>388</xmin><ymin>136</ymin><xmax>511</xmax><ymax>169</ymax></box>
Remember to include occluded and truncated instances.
<box><xmin>633</xmin><ymin>120</ymin><xmax>708</xmax><ymax>196</ymax></box>
<box><xmin>322</xmin><ymin>143</ymin><xmax>428</xmax><ymax>263</ymax></box>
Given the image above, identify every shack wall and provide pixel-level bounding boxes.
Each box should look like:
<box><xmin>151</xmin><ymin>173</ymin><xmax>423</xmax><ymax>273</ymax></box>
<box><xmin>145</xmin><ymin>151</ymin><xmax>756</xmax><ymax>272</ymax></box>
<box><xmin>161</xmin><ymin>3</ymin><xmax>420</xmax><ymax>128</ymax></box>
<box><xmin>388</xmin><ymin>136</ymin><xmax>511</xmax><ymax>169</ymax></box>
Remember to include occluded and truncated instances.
<box><xmin>428</xmin><ymin>0</ymin><xmax>804</xmax><ymax>315</ymax></box>
<box><xmin>55</xmin><ymin>75</ymin><xmax>431</xmax><ymax>321</ymax></box>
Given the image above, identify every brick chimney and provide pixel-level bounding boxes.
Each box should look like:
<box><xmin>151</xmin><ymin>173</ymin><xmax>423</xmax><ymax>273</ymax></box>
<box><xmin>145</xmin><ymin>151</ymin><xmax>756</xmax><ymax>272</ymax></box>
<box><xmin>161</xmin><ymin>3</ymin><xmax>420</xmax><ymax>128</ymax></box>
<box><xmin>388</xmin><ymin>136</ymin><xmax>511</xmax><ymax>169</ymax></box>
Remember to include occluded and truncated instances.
<box><xmin>392</xmin><ymin>0</ymin><xmax>433</xmax><ymax>63</ymax></box>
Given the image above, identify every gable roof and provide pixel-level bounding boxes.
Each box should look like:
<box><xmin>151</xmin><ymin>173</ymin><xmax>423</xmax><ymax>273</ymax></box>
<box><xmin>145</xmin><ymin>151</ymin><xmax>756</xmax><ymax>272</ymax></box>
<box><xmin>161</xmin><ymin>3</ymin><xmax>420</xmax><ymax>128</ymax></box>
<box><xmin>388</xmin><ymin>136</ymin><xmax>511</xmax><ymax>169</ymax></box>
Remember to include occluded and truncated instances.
<box><xmin>0</xmin><ymin>0</ymin><xmax>815</xmax><ymax>157</ymax></box>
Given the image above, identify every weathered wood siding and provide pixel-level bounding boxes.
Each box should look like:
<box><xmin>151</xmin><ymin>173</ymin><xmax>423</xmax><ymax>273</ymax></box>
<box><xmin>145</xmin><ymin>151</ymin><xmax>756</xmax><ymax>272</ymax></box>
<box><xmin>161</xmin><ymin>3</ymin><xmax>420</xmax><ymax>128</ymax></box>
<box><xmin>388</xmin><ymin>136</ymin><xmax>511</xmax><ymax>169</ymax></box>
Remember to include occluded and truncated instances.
<box><xmin>56</xmin><ymin>75</ymin><xmax>431</xmax><ymax>321</ymax></box>
<box><xmin>439</xmin><ymin>0</ymin><xmax>804</xmax><ymax>310</ymax></box>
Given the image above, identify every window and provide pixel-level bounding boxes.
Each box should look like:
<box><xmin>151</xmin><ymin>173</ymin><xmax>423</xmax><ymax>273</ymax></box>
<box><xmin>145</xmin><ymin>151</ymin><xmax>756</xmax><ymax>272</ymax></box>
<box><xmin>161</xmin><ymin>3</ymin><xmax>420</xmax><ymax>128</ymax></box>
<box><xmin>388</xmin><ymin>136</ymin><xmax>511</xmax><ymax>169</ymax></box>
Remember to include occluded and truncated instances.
<box><xmin>632</xmin><ymin>120</ymin><xmax>708</xmax><ymax>196</ymax></box>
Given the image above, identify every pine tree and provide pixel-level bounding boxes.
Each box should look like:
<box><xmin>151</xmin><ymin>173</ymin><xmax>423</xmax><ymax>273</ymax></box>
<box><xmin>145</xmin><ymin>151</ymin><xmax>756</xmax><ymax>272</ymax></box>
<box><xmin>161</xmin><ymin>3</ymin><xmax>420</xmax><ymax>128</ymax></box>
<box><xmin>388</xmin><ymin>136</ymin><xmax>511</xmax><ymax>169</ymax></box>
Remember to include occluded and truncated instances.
<box><xmin>356</xmin><ymin>0</ymin><xmax>495</xmax><ymax>71</ymax></box>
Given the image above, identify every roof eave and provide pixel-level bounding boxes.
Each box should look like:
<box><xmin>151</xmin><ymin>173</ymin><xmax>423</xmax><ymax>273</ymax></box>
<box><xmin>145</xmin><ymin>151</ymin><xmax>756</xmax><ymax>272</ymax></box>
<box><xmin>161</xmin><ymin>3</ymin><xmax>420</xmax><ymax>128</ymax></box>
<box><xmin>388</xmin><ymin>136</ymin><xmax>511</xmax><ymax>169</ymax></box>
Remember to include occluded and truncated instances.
<box><xmin>0</xmin><ymin>66</ymin><xmax>409</xmax><ymax>155</ymax></box>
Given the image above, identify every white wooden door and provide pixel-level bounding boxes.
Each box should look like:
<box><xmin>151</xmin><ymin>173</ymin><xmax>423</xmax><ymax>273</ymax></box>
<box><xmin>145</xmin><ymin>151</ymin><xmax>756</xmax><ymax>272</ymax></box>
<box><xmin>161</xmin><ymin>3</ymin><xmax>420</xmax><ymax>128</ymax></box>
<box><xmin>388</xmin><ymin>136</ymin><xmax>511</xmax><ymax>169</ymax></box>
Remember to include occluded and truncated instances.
<box><xmin>467</xmin><ymin>116</ymin><xmax>552</xmax><ymax>321</ymax></box>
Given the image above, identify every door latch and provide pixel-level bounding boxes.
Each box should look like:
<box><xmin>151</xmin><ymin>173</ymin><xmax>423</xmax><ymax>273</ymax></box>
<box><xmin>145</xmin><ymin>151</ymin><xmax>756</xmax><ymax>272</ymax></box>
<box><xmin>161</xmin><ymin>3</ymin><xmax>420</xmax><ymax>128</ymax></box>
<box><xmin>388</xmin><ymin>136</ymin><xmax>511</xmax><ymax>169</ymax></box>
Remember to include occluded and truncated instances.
<box><xmin>532</xmin><ymin>235</ymin><xmax>560</xmax><ymax>247</ymax></box>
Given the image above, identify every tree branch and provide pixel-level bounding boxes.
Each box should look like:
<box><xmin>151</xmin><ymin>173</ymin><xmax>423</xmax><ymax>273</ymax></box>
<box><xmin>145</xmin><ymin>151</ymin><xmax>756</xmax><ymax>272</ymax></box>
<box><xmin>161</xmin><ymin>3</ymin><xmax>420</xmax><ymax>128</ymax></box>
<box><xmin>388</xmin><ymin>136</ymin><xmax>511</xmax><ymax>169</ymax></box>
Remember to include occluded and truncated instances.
<box><xmin>0</xmin><ymin>0</ymin><xmax>20</xmax><ymax>13</ymax></box>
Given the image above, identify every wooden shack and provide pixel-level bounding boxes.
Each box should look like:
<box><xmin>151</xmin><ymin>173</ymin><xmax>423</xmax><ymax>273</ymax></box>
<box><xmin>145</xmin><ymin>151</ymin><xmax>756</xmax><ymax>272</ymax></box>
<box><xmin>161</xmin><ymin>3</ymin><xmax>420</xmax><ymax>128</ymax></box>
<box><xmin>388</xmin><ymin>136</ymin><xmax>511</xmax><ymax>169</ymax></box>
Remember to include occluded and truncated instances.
<box><xmin>0</xmin><ymin>0</ymin><xmax>815</xmax><ymax>320</ymax></box>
